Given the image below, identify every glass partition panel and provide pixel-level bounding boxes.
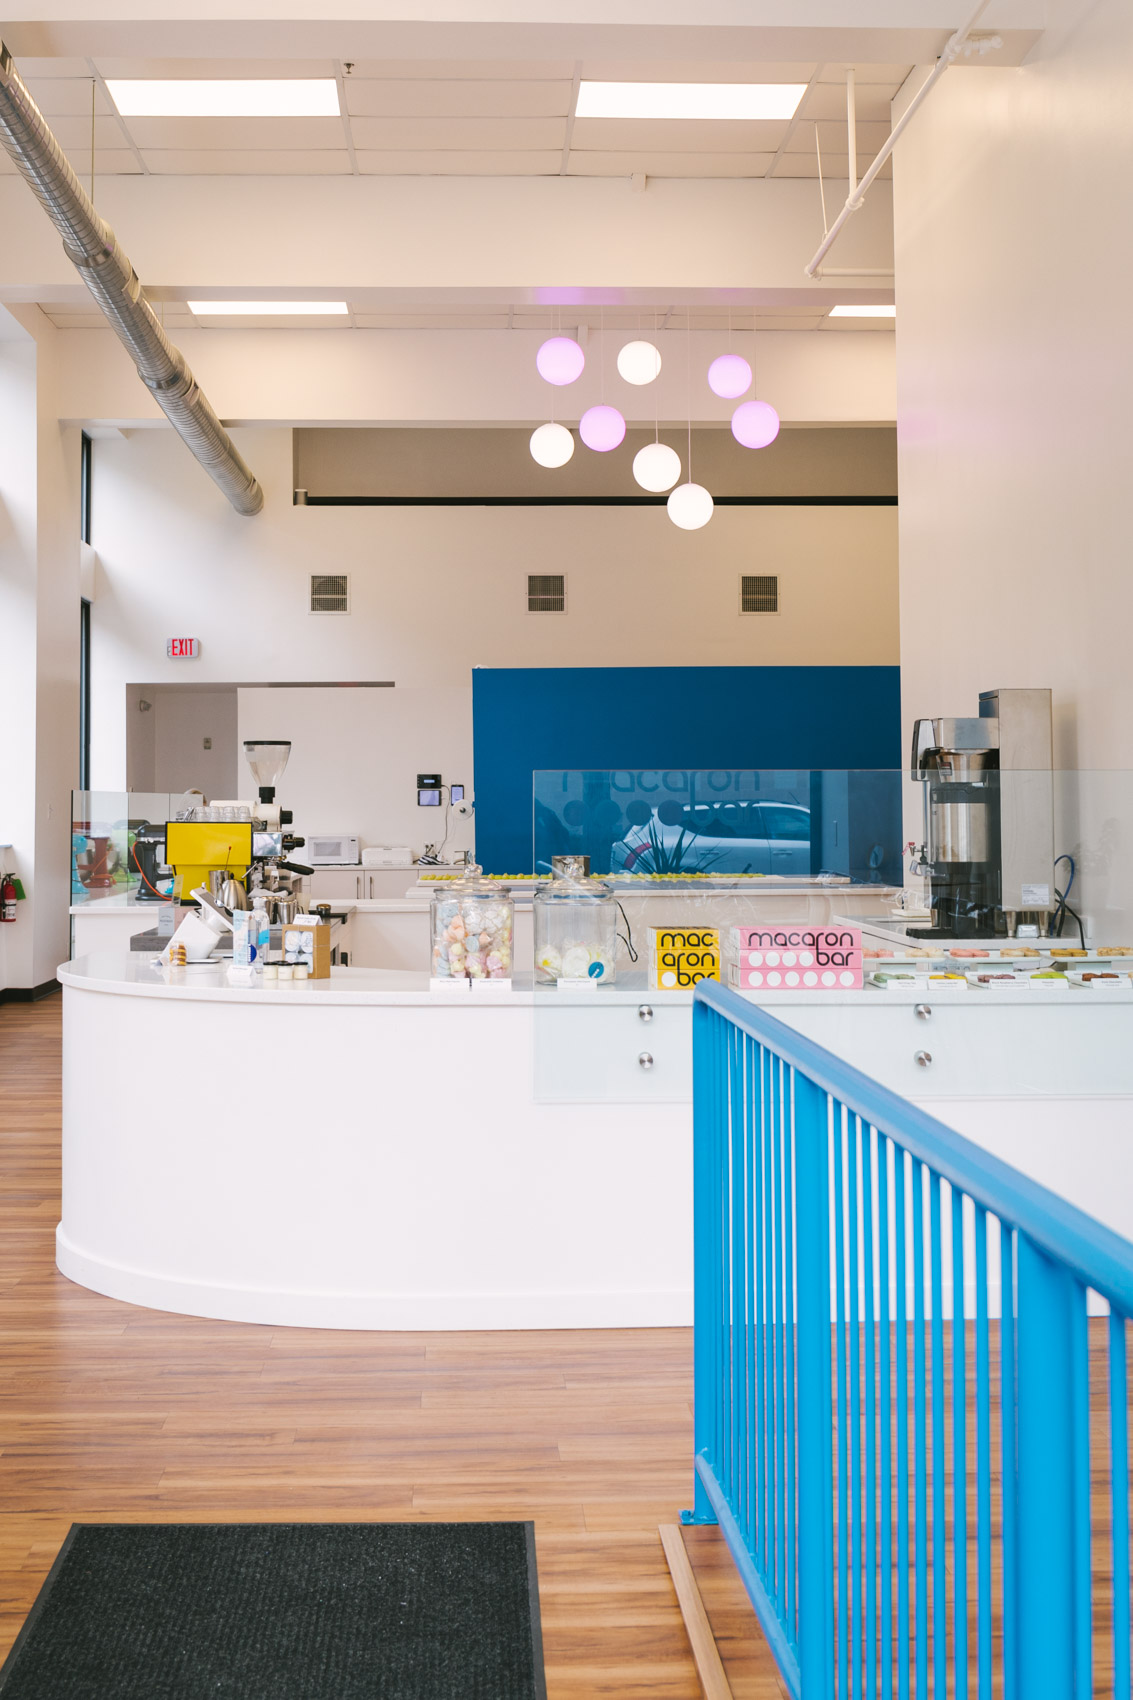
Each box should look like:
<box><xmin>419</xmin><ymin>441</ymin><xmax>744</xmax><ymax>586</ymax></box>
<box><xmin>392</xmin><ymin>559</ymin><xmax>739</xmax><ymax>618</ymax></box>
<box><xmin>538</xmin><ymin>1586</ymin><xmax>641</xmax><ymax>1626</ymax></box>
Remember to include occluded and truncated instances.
<box><xmin>71</xmin><ymin>791</ymin><xmax>195</xmax><ymax>901</ymax></box>
<box><xmin>532</xmin><ymin>768</ymin><xmax>1133</xmax><ymax>1104</ymax></box>
<box><xmin>534</xmin><ymin>768</ymin><xmax>904</xmax><ymax>884</ymax></box>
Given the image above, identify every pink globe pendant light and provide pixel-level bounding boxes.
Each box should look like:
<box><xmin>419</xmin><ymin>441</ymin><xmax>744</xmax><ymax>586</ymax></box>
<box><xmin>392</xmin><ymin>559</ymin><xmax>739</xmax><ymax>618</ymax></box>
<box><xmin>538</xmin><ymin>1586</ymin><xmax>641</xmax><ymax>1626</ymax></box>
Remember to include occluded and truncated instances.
<box><xmin>707</xmin><ymin>353</ymin><xmax>752</xmax><ymax>399</ymax></box>
<box><xmin>536</xmin><ymin>336</ymin><xmax>585</xmax><ymax>386</ymax></box>
<box><xmin>579</xmin><ymin>404</ymin><xmax>626</xmax><ymax>452</ymax></box>
<box><xmin>731</xmin><ymin>398</ymin><xmax>780</xmax><ymax>449</ymax></box>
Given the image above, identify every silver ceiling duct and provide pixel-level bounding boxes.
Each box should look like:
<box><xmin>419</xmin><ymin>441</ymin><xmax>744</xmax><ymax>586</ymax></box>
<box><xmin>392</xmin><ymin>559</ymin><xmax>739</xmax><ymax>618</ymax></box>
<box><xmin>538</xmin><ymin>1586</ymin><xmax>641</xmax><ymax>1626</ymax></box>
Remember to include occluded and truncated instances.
<box><xmin>0</xmin><ymin>42</ymin><xmax>263</xmax><ymax>516</ymax></box>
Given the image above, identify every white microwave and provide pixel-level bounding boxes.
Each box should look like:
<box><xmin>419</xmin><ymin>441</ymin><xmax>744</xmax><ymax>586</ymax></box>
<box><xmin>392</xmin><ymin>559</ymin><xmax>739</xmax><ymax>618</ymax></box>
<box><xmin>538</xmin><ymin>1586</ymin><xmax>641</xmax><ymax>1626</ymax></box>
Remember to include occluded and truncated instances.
<box><xmin>306</xmin><ymin>835</ymin><xmax>360</xmax><ymax>865</ymax></box>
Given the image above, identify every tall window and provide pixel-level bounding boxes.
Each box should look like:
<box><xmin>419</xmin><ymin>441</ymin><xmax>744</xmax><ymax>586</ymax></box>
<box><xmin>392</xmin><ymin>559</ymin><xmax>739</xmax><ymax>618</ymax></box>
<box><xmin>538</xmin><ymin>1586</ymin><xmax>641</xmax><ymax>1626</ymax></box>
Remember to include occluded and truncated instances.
<box><xmin>79</xmin><ymin>598</ymin><xmax>91</xmax><ymax>790</ymax></box>
<box><xmin>80</xmin><ymin>431</ymin><xmax>92</xmax><ymax>544</ymax></box>
<box><xmin>79</xmin><ymin>432</ymin><xmax>92</xmax><ymax>788</ymax></box>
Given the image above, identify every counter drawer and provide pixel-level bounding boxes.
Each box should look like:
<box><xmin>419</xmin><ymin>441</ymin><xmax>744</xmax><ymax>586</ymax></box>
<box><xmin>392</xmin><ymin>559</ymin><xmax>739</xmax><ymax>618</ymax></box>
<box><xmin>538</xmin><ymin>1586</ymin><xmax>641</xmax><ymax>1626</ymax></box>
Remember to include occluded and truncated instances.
<box><xmin>534</xmin><ymin>1000</ymin><xmax>691</xmax><ymax>1103</ymax></box>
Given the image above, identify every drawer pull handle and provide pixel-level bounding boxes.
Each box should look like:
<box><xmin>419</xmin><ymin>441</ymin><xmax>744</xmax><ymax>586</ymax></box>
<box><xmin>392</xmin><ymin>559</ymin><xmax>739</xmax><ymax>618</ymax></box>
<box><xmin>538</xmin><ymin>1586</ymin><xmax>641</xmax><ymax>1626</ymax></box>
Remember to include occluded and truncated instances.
<box><xmin>914</xmin><ymin>1003</ymin><xmax>932</xmax><ymax>1022</ymax></box>
<box><xmin>638</xmin><ymin>1004</ymin><xmax>654</xmax><ymax>1023</ymax></box>
<box><xmin>638</xmin><ymin>1051</ymin><xmax>654</xmax><ymax>1071</ymax></box>
<box><xmin>914</xmin><ymin>1050</ymin><xmax>933</xmax><ymax>1069</ymax></box>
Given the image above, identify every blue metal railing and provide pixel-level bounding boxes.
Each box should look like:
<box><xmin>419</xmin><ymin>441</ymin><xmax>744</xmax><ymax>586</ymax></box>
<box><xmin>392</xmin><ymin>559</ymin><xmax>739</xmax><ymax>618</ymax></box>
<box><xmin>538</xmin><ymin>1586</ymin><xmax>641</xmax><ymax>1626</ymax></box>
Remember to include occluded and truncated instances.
<box><xmin>684</xmin><ymin>979</ymin><xmax>1133</xmax><ymax>1699</ymax></box>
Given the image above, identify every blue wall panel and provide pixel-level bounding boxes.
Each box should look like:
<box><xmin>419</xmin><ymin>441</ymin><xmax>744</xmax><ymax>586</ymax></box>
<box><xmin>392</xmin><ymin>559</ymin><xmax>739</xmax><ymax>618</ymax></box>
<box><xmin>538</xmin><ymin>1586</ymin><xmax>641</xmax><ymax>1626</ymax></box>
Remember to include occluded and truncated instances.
<box><xmin>471</xmin><ymin>665</ymin><xmax>902</xmax><ymax>874</ymax></box>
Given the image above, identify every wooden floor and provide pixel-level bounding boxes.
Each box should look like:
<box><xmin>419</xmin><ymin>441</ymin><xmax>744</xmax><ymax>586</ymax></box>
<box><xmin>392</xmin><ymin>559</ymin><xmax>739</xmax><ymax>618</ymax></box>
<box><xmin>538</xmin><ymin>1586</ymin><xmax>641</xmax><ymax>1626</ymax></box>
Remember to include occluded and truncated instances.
<box><xmin>0</xmin><ymin>996</ymin><xmax>787</xmax><ymax>1698</ymax></box>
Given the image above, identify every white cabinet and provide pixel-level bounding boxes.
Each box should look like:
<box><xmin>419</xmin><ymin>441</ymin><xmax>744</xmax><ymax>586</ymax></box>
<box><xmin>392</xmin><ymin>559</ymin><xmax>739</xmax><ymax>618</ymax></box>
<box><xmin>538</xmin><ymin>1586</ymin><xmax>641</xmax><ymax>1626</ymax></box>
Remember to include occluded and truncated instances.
<box><xmin>535</xmin><ymin>998</ymin><xmax>690</xmax><ymax>1103</ymax></box>
<box><xmin>308</xmin><ymin>868</ymin><xmax>364</xmax><ymax>901</ymax></box>
<box><xmin>350</xmin><ymin>908</ymin><xmax>429</xmax><ymax>971</ymax></box>
<box><xmin>306</xmin><ymin>867</ymin><xmax>422</xmax><ymax>901</ymax></box>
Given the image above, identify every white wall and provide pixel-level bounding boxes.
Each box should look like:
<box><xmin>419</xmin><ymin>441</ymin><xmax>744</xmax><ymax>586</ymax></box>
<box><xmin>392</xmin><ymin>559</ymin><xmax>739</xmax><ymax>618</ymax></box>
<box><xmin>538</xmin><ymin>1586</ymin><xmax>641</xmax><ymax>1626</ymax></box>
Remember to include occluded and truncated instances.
<box><xmin>893</xmin><ymin>0</ymin><xmax>1133</xmax><ymax>934</ymax></box>
<box><xmin>87</xmin><ymin>427</ymin><xmax>899</xmax><ymax>840</ymax></box>
<box><xmin>125</xmin><ymin>686</ymin><xmax>239</xmax><ymax>796</ymax></box>
<box><xmin>237</xmin><ymin>686</ymin><xmax>474</xmax><ymax>856</ymax></box>
<box><xmin>895</xmin><ymin>3</ymin><xmax>1133</xmax><ymax>768</ymax></box>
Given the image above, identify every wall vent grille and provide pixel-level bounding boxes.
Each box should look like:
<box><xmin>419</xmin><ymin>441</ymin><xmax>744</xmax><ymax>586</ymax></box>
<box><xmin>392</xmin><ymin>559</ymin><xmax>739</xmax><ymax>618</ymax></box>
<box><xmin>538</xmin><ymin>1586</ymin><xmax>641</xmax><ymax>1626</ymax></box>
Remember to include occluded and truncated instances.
<box><xmin>310</xmin><ymin>573</ymin><xmax>350</xmax><ymax>614</ymax></box>
<box><xmin>740</xmin><ymin>574</ymin><xmax>779</xmax><ymax>614</ymax></box>
<box><xmin>528</xmin><ymin>573</ymin><xmax>566</xmax><ymax>613</ymax></box>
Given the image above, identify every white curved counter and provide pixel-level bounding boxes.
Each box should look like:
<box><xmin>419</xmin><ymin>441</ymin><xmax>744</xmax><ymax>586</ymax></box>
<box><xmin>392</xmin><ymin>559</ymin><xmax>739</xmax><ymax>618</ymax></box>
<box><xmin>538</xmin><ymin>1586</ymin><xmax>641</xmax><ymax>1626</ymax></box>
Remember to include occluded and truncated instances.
<box><xmin>57</xmin><ymin>955</ymin><xmax>693</xmax><ymax>1331</ymax></box>
<box><xmin>57</xmin><ymin>954</ymin><xmax>1133</xmax><ymax>1331</ymax></box>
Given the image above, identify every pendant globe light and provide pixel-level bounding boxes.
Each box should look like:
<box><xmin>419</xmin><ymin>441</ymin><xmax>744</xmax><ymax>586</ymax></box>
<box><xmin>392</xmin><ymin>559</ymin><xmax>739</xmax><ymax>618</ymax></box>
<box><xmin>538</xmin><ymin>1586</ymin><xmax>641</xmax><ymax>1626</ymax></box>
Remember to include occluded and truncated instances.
<box><xmin>617</xmin><ymin>339</ymin><xmax>662</xmax><ymax>385</ymax></box>
<box><xmin>530</xmin><ymin>310</ymin><xmax>576</xmax><ymax>467</ymax></box>
<box><xmin>634</xmin><ymin>312</ymin><xmax>680</xmax><ymax>490</ymax></box>
<box><xmin>667</xmin><ymin>481</ymin><xmax>714</xmax><ymax>529</ymax></box>
<box><xmin>579</xmin><ymin>310</ymin><xmax>625</xmax><ymax>451</ymax></box>
<box><xmin>633</xmin><ymin>441</ymin><xmax>680</xmax><ymax>491</ymax></box>
<box><xmin>707</xmin><ymin>352</ymin><xmax>751</xmax><ymax>399</ymax></box>
<box><xmin>667</xmin><ymin>307</ymin><xmax>713</xmax><ymax>530</ymax></box>
<box><xmin>530</xmin><ymin>421</ymin><xmax>575</xmax><ymax>467</ymax></box>
<box><xmin>536</xmin><ymin>335</ymin><xmax>585</xmax><ymax>386</ymax></box>
<box><xmin>579</xmin><ymin>405</ymin><xmax>626</xmax><ymax>452</ymax></box>
<box><xmin>730</xmin><ymin>309</ymin><xmax>780</xmax><ymax>448</ymax></box>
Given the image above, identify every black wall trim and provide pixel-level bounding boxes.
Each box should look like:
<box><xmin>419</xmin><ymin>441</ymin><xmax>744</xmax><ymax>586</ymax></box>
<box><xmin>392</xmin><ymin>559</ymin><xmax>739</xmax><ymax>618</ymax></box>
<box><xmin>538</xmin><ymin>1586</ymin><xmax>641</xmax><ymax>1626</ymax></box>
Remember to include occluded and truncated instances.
<box><xmin>1</xmin><ymin>980</ymin><xmax>62</xmax><ymax>1005</ymax></box>
<box><xmin>299</xmin><ymin>494</ymin><xmax>898</xmax><ymax>508</ymax></box>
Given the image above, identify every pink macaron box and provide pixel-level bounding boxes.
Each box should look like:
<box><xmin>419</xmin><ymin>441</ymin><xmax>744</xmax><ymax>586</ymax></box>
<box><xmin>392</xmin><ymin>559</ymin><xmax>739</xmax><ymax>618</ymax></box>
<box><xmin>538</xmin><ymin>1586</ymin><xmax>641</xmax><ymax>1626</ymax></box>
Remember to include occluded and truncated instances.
<box><xmin>726</xmin><ymin>924</ymin><xmax>864</xmax><ymax>991</ymax></box>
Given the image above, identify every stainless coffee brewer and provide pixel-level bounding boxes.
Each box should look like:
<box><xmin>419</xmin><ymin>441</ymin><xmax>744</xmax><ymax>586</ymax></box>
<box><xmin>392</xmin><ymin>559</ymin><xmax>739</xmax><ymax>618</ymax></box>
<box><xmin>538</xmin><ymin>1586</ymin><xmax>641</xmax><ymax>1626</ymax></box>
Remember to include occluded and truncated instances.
<box><xmin>910</xmin><ymin>687</ymin><xmax>1055</xmax><ymax>939</ymax></box>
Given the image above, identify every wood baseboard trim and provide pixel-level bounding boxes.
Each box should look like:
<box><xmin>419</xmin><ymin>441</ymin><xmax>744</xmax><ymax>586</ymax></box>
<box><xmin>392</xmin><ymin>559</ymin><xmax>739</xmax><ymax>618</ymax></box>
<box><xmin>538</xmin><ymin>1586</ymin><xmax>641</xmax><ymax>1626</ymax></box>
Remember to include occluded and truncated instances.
<box><xmin>659</xmin><ymin>1524</ymin><xmax>732</xmax><ymax>1700</ymax></box>
<box><xmin>0</xmin><ymin>980</ymin><xmax>61</xmax><ymax>1005</ymax></box>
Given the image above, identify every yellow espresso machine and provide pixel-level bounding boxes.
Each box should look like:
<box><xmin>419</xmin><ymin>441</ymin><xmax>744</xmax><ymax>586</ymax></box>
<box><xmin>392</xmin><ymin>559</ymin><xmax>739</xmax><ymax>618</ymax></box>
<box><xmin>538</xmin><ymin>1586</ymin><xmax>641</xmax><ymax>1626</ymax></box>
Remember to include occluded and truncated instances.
<box><xmin>164</xmin><ymin>820</ymin><xmax>254</xmax><ymax>904</ymax></box>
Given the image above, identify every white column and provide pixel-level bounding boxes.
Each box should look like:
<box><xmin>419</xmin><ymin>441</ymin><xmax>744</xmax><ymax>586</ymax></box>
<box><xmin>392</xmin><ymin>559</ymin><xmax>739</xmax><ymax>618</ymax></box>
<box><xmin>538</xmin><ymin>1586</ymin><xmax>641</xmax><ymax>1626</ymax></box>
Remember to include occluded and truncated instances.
<box><xmin>0</xmin><ymin>305</ymin><xmax>81</xmax><ymax>992</ymax></box>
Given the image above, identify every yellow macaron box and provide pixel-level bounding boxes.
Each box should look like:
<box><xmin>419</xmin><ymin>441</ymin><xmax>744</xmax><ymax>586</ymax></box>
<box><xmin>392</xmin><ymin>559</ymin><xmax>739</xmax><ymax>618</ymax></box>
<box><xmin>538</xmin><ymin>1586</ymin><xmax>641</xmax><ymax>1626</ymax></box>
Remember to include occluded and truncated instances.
<box><xmin>649</xmin><ymin>927</ymin><xmax>721</xmax><ymax>989</ymax></box>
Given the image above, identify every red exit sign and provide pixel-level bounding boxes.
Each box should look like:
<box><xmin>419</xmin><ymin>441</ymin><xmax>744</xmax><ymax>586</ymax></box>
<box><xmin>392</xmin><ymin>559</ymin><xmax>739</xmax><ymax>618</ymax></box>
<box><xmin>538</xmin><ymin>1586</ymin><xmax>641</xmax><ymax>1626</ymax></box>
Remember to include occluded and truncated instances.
<box><xmin>166</xmin><ymin>638</ymin><xmax>200</xmax><ymax>659</ymax></box>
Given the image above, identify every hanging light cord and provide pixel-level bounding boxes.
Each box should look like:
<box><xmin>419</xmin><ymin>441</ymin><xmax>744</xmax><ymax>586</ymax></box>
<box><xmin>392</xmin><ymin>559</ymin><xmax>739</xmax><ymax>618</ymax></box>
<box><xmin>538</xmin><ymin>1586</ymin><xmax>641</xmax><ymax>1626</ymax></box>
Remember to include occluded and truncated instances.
<box><xmin>686</xmin><ymin>306</ymin><xmax>693</xmax><ymax>484</ymax></box>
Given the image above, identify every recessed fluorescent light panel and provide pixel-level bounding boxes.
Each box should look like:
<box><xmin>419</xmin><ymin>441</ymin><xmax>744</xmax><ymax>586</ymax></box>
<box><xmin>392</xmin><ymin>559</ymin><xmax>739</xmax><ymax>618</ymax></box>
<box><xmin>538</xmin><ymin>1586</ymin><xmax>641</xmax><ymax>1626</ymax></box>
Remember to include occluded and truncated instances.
<box><xmin>576</xmin><ymin>81</ymin><xmax>806</xmax><ymax>121</ymax></box>
<box><xmin>186</xmin><ymin>301</ymin><xmax>349</xmax><ymax>316</ymax></box>
<box><xmin>829</xmin><ymin>304</ymin><xmax>897</xmax><ymax>318</ymax></box>
<box><xmin>106</xmin><ymin>79</ymin><xmax>340</xmax><ymax>118</ymax></box>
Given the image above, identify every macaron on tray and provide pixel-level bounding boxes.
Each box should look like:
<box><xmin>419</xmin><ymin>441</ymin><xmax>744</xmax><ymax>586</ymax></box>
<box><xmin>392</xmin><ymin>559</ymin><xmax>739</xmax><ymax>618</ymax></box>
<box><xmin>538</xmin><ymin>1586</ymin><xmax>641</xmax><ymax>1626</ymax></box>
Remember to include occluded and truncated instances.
<box><xmin>865</xmin><ymin>944</ymin><xmax>1133</xmax><ymax>991</ymax></box>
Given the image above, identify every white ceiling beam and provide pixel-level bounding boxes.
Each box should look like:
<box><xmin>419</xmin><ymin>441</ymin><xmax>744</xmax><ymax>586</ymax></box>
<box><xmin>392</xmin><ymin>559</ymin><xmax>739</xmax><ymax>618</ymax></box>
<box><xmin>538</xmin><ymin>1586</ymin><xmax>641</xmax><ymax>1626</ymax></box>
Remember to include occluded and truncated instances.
<box><xmin>0</xmin><ymin>174</ymin><xmax>893</xmax><ymax>295</ymax></box>
<box><xmin>0</xmin><ymin>7</ymin><xmax>1043</xmax><ymax>67</ymax></box>
<box><xmin>52</xmin><ymin>324</ymin><xmax>897</xmax><ymax>428</ymax></box>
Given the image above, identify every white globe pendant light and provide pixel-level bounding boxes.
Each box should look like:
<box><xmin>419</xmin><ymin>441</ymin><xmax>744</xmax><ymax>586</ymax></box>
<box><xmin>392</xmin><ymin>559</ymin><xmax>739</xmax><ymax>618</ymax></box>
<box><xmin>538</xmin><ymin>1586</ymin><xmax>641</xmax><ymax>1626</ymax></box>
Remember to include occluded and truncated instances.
<box><xmin>579</xmin><ymin>404</ymin><xmax>626</xmax><ymax>452</ymax></box>
<box><xmin>535</xmin><ymin>336</ymin><xmax>585</xmax><ymax>386</ymax></box>
<box><xmin>529</xmin><ymin>421</ymin><xmax>575</xmax><ymax>468</ymax></box>
<box><xmin>731</xmin><ymin>398</ymin><xmax>780</xmax><ymax>449</ymax></box>
<box><xmin>707</xmin><ymin>353</ymin><xmax>752</xmax><ymax>399</ymax></box>
<box><xmin>617</xmin><ymin>339</ymin><xmax>662</xmax><ymax>386</ymax></box>
<box><xmin>667</xmin><ymin>481</ymin><xmax>714</xmax><ymax>530</ymax></box>
<box><xmin>633</xmin><ymin>441</ymin><xmax>681</xmax><ymax>492</ymax></box>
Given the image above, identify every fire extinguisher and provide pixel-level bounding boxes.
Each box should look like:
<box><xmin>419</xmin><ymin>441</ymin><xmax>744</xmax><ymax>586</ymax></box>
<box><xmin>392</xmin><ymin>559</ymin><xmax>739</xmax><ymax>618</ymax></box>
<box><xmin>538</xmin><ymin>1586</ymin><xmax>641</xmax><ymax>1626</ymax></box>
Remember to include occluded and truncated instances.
<box><xmin>1</xmin><ymin>873</ymin><xmax>17</xmax><ymax>923</ymax></box>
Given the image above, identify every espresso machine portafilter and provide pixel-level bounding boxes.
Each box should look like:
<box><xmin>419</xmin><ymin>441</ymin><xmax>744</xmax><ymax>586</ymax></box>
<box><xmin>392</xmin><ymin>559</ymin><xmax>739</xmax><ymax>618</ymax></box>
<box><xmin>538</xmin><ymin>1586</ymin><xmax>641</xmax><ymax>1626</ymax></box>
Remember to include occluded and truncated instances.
<box><xmin>909</xmin><ymin>688</ymin><xmax>1055</xmax><ymax>940</ymax></box>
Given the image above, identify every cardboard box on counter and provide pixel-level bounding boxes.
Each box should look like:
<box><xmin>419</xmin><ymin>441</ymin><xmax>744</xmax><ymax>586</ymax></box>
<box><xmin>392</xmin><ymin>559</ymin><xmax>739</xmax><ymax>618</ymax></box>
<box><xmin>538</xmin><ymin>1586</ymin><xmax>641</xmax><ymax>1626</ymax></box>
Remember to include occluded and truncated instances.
<box><xmin>649</xmin><ymin>926</ymin><xmax>720</xmax><ymax>990</ymax></box>
<box><xmin>725</xmin><ymin>924</ymin><xmax>863</xmax><ymax>991</ymax></box>
<box><xmin>285</xmin><ymin>916</ymin><xmax>332</xmax><ymax>979</ymax></box>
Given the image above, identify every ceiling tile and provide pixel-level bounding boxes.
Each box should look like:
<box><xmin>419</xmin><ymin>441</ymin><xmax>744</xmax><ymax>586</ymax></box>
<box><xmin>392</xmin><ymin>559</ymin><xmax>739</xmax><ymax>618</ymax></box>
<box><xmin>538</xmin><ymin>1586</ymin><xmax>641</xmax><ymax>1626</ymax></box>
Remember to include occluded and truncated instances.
<box><xmin>818</xmin><ymin>64</ymin><xmax>914</xmax><ymax>85</ymax></box>
<box><xmin>10</xmin><ymin>58</ymin><xmax>95</xmax><ymax>78</ymax></box>
<box><xmin>93</xmin><ymin>58</ymin><xmax>335</xmax><ymax>79</ymax></box>
<box><xmin>348</xmin><ymin>116</ymin><xmax>564</xmax><ymax>150</ymax></box>
<box><xmin>570</xmin><ymin>117</ymin><xmax>788</xmax><ymax>152</ymax></box>
<box><xmin>355</xmin><ymin>150</ymin><xmax>560</xmax><ymax>175</ymax></box>
<box><xmin>27</xmin><ymin>115</ymin><xmax>126</xmax><ymax>150</ymax></box>
<box><xmin>352</xmin><ymin>313</ymin><xmax>512</xmax><ymax>328</ymax></box>
<box><xmin>140</xmin><ymin>150</ymin><xmax>351</xmax><ymax>174</ymax></box>
<box><xmin>773</xmin><ymin>152</ymin><xmax>892</xmax><ymax>178</ymax></box>
<box><xmin>784</xmin><ymin>118</ymin><xmax>891</xmax><ymax>153</ymax></box>
<box><xmin>344</xmin><ymin>60</ymin><xmax>575</xmax><ymax>80</ymax></box>
<box><xmin>57</xmin><ymin>149</ymin><xmax>143</xmax><ymax>175</ymax></box>
<box><xmin>566</xmin><ymin>151</ymin><xmax>778</xmax><ymax>178</ymax></box>
<box><xmin>580</xmin><ymin>60</ymin><xmax>816</xmax><ymax>82</ymax></box>
<box><xmin>344</xmin><ymin>79</ymin><xmax>572</xmax><ymax>119</ymax></box>
<box><xmin>122</xmin><ymin>116</ymin><xmax>347</xmax><ymax>150</ymax></box>
<box><xmin>804</xmin><ymin>83</ymin><xmax>901</xmax><ymax>121</ymax></box>
<box><xmin>22</xmin><ymin>77</ymin><xmax>115</xmax><ymax>116</ymax></box>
